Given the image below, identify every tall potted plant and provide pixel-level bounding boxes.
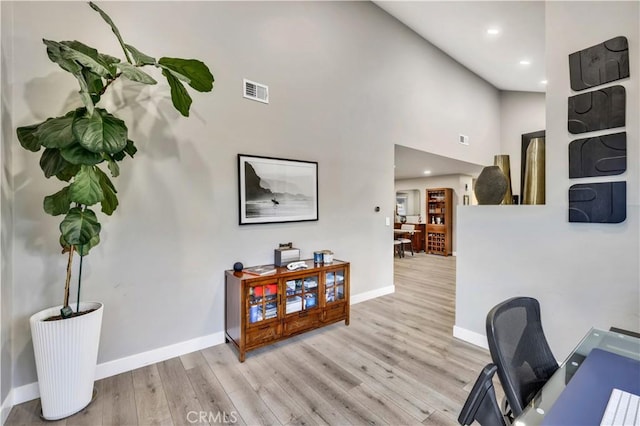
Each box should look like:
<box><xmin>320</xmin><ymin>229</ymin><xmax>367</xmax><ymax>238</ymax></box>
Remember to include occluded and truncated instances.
<box><xmin>17</xmin><ymin>2</ymin><xmax>214</xmax><ymax>419</ymax></box>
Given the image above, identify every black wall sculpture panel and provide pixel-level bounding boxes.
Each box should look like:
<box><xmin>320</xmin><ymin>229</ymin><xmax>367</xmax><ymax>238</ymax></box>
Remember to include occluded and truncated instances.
<box><xmin>568</xmin><ymin>132</ymin><xmax>627</xmax><ymax>178</ymax></box>
<box><xmin>569</xmin><ymin>181</ymin><xmax>626</xmax><ymax>223</ymax></box>
<box><xmin>569</xmin><ymin>36</ymin><xmax>629</xmax><ymax>91</ymax></box>
<box><xmin>568</xmin><ymin>85</ymin><xmax>626</xmax><ymax>134</ymax></box>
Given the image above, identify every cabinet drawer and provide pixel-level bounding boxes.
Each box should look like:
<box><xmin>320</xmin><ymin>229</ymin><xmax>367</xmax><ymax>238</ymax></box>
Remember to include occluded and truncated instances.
<box><xmin>323</xmin><ymin>303</ymin><xmax>347</xmax><ymax>322</ymax></box>
<box><xmin>245</xmin><ymin>323</ymin><xmax>282</xmax><ymax>348</ymax></box>
<box><xmin>283</xmin><ymin>311</ymin><xmax>321</xmax><ymax>336</ymax></box>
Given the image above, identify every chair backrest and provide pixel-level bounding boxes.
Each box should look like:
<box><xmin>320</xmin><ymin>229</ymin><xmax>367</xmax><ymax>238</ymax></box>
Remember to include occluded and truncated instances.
<box><xmin>400</xmin><ymin>224</ymin><xmax>415</xmax><ymax>231</ymax></box>
<box><xmin>458</xmin><ymin>363</ymin><xmax>506</xmax><ymax>426</ymax></box>
<box><xmin>486</xmin><ymin>297</ymin><xmax>558</xmax><ymax>418</ymax></box>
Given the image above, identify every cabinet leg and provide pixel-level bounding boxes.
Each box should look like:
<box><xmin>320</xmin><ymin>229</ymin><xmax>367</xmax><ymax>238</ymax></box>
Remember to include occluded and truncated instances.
<box><xmin>239</xmin><ymin>352</ymin><xmax>246</xmax><ymax>362</ymax></box>
<box><xmin>345</xmin><ymin>317</ymin><xmax>350</xmax><ymax>326</ymax></box>
<box><xmin>225</xmin><ymin>336</ymin><xmax>229</xmax><ymax>343</ymax></box>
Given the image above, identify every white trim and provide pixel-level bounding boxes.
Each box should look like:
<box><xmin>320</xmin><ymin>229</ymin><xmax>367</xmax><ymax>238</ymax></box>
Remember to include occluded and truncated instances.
<box><xmin>11</xmin><ymin>331</ymin><xmax>225</xmax><ymax>406</ymax></box>
<box><xmin>453</xmin><ymin>325</ymin><xmax>489</xmax><ymax>350</ymax></box>
<box><xmin>1</xmin><ymin>390</ymin><xmax>13</xmax><ymax>425</ymax></box>
<box><xmin>350</xmin><ymin>285</ymin><xmax>395</xmax><ymax>305</ymax></box>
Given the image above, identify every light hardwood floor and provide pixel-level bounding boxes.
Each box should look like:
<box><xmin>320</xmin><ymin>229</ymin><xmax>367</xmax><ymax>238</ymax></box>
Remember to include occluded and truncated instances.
<box><xmin>7</xmin><ymin>254</ymin><xmax>491</xmax><ymax>425</ymax></box>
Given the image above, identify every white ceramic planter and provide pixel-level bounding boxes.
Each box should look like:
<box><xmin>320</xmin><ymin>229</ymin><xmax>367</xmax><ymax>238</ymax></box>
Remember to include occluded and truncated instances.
<box><xmin>30</xmin><ymin>302</ymin><xmax>103</xmax><ymax>420</ymax></box>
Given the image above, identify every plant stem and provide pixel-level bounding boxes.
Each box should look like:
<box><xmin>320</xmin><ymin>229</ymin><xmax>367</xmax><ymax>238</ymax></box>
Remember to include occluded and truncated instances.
<box><xmin>63</xmin><ymin>245</ymin><xmax>75</xmax><ymax>308</ymax></box>
<box><xmin>76</xmin><ymin>253</ymin><xmax>84</xmax><ymax>313</ymax></box>
<box><xmin>98</xmin><ymin>72</ymin><xmax>123</xmax><ymax>96</ymax></box>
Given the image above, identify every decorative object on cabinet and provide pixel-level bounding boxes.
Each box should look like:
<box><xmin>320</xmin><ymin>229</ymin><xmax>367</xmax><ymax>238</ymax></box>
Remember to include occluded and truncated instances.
<box><xmin>493</xmin><ymin>155</ymin><xmax>513</xmax><ymax>205</ymax></box>
<box><xmin>238</xmin><ymin>154</ymin><xmax>318</xmax><ymax>225</ymax></box>
<box><xmin>474</xmin><ymin>167</ymin><xmax>507</xmax><ymax>205</ymax></box>
<box><xmin>569</xmin><ymin>182</ymin><xmax>626</xmax><ymax>223</ymax></box>
<box><xmin>569</xmin><ymin>36</ymin><xmax>629</xmax><ymax>91</ymax></box>
<box><xmin>16</xmin><ymin>2</ymin><xmax>215</xmax><ymax>420</ymax></box>
<box><xmin>523</xmin><ymin>137</ymin><xmax>546</xmax><ymax>205</ymax></box>
<box><xmin>225</xmin><ymin>260</ymin><xmax>350</xmax><ymax>361</ymax></box>
<box><xmin>426</xmin><ymin>188</ymin><xmax>452</xmax><ymax>256</ymax></box>
<box><xmin>569</xmin><ymin>132</ymin><xmax>626</xmax><ymax>178</ymax></box>
<box><xmin>568</xmin><ymin>85</ymin><xmax>626</xmax><ymax>134</ymax></box>
<box><xmin>274</xmin><ymin>243</ymin><xmax>300</xmax><ymax>267</ymax></box>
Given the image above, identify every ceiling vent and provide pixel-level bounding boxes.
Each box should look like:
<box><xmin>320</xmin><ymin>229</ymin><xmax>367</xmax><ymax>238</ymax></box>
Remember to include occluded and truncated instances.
<box><xmin>243</xmin><ymin>79</ymin><xmax>269</xmax><ymax>104</ymax></box>
<box><xmin>459</xmin><ymin>134</ymin><xmax>469</xmax><ymax>145</ymax></box>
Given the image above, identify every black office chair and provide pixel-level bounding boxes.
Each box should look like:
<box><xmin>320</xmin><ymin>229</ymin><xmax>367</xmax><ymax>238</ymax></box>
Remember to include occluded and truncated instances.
<box><xmin>486</xmin><ymin>297</ymin><xmax>558</xmax><ymax>419</ymax></box>
<box><xmin>458</xmin><ymin>363</ymin><xmax>506</xmax><ymax>426</ymax></box>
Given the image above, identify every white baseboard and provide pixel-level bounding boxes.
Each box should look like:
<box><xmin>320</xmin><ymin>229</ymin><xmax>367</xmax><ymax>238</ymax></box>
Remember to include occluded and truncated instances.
<box><xmin>10</xmin><ymin>287</ymin><xmax>395</xmax><ymax>409</ymax></box>
<box><xmin>453</xmin><ymin>325</ymin><xmax>488</xmax><ymax>350</ymax></box>
<box><xmin>11</xmin><ymin>331</ymin><xmax>226</xmax><ymax>407</ymax></box>
<box><xmin>1</xmin><ymin>390</ymin><xmax>13</xmax><ymax>425</ymax></box>
<box><xmin>351</xmin><ymin>285</ymin><xmax>395</xmax><ymax>305</ymax></box>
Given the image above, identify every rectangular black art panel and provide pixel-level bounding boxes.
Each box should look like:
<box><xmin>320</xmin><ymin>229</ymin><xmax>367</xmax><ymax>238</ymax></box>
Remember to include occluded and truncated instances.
<box><xmin>568</xmin><ymin>85</ymin><xmax>626</xmax><ymax>134</ymax></box>
<box><xmin>569</xmin><ymin>36</ymin><xmax>629</xmax><ymax>91</ymax></box>
<box><xmin>569</xmin><ymin>132</ymin><xmax>626</xmax><ymax>178</ymax></box>
<box><xmin>569</xmin><ymin>181</ymin><xmax>626</xmax><ymax>223</ymax></box>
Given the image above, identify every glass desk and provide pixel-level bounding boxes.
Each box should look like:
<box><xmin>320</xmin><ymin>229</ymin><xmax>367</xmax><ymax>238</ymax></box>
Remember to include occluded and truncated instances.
<box><xmin>515</xmin><ymin>328</ymin><xmax>640</xmax><ymax>426</ymax></box>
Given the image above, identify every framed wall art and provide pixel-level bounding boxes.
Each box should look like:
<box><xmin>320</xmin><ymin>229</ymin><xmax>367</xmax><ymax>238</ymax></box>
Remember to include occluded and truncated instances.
<box><xmin>238</xmin><ymin>154</ymin><xmax>318</xmax><ymax>225</ymax></box>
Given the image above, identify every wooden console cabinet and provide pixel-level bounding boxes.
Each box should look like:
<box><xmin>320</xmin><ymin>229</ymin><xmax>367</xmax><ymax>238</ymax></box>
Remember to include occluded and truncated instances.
<box><xmin>225</xmin><ymin>260</ymin><xmax>350</xmax><ymax>361</ymax></box>
<box><xmin>426</xmin><ymin>188</ymin><xmax>453</xmax><ymax>256</ymax></box>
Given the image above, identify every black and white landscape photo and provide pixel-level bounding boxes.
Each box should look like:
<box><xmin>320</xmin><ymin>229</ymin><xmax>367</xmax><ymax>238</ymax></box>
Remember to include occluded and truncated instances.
<box><xmin>239</xmin><ymin>155</ymin><xmax>318</xmax><ymax>224</ymax></box>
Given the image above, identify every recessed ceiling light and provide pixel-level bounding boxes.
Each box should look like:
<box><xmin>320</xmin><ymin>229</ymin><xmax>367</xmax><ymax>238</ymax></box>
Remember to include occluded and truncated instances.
<box><xmin>540</xmin><ymin>80</ymin><xmax>548</xmax><ymax>85</ymax></box>
<box><xmin>486</xmin><ymin>28</ymin><xmax>500</xmax><ymax>35</ymax></box>
<box><xmin>519</xmin><ymin>60</ymin><xmax>531</xmax><ymax>66</ymax></box>
<box><xmin>423</xmin><ymin>170</ymin><xmax>431</xmax><ymax>175</ymax></box>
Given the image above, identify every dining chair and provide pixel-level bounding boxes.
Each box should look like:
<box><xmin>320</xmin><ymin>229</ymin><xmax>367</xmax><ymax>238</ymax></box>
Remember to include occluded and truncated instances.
<box><xmin>486</xmin><ymin>297</ymin><xmax>558</xmax><ymax>419</ymax></box>
<box><xmin>397</xmin><ymin>224</ymin><xmax>414</xmax><ymax>256</ymax></box>
<box><xmin>458</xmin><ymin>363</ymin><xmax>506</xmax><ymax>426</ymax></box>
<box><xmin>393</xmin><ymin>240</ymin><xmax>403</xmax><ymax>258</ymax></box>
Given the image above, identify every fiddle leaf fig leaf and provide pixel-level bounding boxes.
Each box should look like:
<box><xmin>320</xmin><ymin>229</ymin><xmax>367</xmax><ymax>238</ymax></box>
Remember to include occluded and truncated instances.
<box><xmin>40</xmin><ymin>148</ymin><xmax>70</xmax><ymax>178</ymax></box>
<box><xmin>55</xmin><ymin>163</ymin><xmax>81</xmax><ymax>182</ymax></box>
<box><xmin>59</xmin><ymin>40</ymin><xmax>113</xmax><ymax>78</ymax></box>
<box><xmin>76</xmin><ymin>233</ymin><xmax>100</xmax><ymax>256</ymax></box>
<box><xmin>43</xmin><ymin>39</ymin><xmax>82</xmax><ymax>74</ymax></box>
<box><xmin>69</xmin><ymin>165</ymin><xmax>104</xmax><ymax>206</ymax></box>
<box><xmin>95</xmin><ymin>167</ymin><xmax>118</xmax><ymax>215</ymax></box>
<box><xmin>124</xmin><ymin>139</ymin><xmax>137</xmax><ymax>158</ymax></box>
<box><xmin>60</xmin><ymin>143</ymin><xmax>104</xmax><ymax>165</ymax></box>
<box><xmin>116</xmin><ymin>62</ymin><xmax>157</xmax><ymax>85</ymax></box>
<box><xmin>17</xmin><ymin>122</ymin><xmax>44</xmax><ymax>152</ymax></box>
<box><xmin>44</xmin><ymin>186</ymin><xmax>71</xmax><ymax>216</ymax></box>
<box><xmin>158</xmin><ymin>57</ymin><xmax>214</xmax><ymax>92</ymax></box>
<box><xmin>60</xmin><ymin>207</ymin><xmax>101</xmax><ymax>246</ymax></box>
<box><xmin>72</xmin><ymin>108</ymin><xmax>128</xmax><ymax>154</ymax></box>
<box><xmin>34</xmin><ymin>115</ymin><xmax>76</xmax><ymax>149</ymax></box>
<box><xmin>162</xmin><ymin>69</ymin><xmax>191</xmax><ymax>117</ymax></box>
<box><xmin>107</xmin><ymin>158</ymin><xmax>120</xmax><ymax>177</ymax></box>
<box><xmin>125</xmin><ymin>44</ymin><xmax>155</xmax><ymax>66</ymax></box>
<box><xmin>89</xmin><ymin>2</ymin><xmax>132</xmax><ymax>64</ymax></box>
<box><xmin>82</xmin><ymin>68</ymin><xmax>104</xmax><ymax>103</ymax></box>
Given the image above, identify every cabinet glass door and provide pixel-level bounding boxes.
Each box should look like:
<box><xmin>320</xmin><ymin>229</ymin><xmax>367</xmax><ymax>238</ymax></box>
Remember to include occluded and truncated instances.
<box><xmin>248</xmin><ymin>281</ymin><xmax>279</xmax><ymax>325</ymax></box>
<box><xmin>285</xmin><ymin>275</ymin><xmax>319</xmax><ymax>314</ymax></box>
<box><xmin>325</xmin><ymin>269</ymin><xmax>345</xmax><ymax>303</ymax></box>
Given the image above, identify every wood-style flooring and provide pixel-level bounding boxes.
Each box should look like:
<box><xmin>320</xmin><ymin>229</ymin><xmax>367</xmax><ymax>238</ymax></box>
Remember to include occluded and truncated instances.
<box><xmin>7</xmin><ymin>253</ymin><xmax>492</xmax><ymax>425</ymax></box>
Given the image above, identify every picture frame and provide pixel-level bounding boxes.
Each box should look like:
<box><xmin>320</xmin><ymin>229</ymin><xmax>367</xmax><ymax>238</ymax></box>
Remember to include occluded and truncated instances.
<box><xmin>238</xmin><ymin>154</ymin><xmax>318</xmax><ymax>225</ymax></box>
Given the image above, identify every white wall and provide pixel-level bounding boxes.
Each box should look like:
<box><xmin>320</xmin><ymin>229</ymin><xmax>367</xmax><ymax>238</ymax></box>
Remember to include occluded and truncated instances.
<box><xmin>499</xmin><ymin>91</ymin><xmax>546</xmax><ymax>198</ymax></box>
<box><xmin>5</xmin><ymin>1</ymin><xmax>502</xmax><ymax>394</ymax></box>
<box><xmin>0</xmin><ymin>1</ymin><xmax>14</xmax><ymax>420</ymax></box>
<box><xmin>456</xmin><ymin>1</ymin><xmax>639</xmax><ymax>360</ymax></box>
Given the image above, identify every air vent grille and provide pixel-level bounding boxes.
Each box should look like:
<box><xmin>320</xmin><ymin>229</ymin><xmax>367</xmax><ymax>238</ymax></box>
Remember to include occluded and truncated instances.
<box><xmin>243</xmin><ymin>79</ymin><xmax>269</xmax><ymax>104</ymax></box>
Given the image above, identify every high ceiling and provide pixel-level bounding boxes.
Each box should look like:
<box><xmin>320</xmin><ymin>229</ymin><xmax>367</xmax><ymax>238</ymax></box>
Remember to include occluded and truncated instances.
<box><xmin>379</xmin><ymin>1</ymin><xmax>545</xmax><ymax>180</ymax></box>
<box><xmin>375</xmin><ymin>1</ymin><xmax>546</xmax><ymax>93</ymax></box>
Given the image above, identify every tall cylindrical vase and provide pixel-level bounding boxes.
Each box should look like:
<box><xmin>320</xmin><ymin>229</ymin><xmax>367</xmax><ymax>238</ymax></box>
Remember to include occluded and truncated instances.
<box><xmin>494</xmin><ymin>155</ymin><xmax>513</xmax><ymax>205</ymax></box>
<box><xmin>30</xmin><ymin>302</ymin><xmax>103</xmax><ymax>420</ymax></box>
<box><xmin>523</xmin><ymin>137</ymin><xmax>545</xmax><ymax>204</ymax></box>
